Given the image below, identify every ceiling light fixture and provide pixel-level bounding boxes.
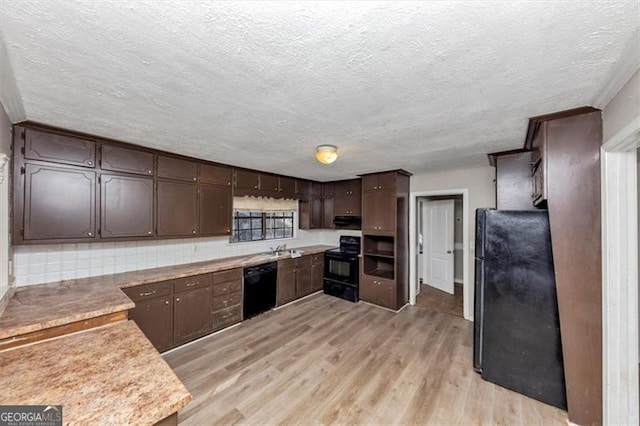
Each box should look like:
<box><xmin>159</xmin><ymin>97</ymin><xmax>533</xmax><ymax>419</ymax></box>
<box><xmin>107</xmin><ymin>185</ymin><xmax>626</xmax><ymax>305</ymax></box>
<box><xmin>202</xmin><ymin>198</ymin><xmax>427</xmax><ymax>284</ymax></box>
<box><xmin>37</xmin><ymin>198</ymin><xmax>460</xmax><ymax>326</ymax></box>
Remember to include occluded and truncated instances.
<box><xmin>315</xmin><ymin>145</ymin><xmax>338</xmax><ymax>164</ymax></box>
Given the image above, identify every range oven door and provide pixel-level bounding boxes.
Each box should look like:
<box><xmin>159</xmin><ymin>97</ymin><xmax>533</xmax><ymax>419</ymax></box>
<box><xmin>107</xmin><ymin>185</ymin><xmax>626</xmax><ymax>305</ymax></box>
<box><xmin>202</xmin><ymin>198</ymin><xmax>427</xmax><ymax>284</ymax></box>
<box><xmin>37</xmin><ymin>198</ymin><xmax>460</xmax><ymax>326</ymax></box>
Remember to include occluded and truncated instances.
<box><xmin>324</xmin><ymin>252</ymin><xmax>359</xmax><ymax>285</ymax></box>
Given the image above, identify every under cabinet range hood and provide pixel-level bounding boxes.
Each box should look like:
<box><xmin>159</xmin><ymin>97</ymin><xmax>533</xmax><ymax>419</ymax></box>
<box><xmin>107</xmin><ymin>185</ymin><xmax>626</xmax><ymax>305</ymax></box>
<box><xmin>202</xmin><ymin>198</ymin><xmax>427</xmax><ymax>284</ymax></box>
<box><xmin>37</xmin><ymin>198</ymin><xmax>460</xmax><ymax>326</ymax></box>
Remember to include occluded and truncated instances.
<box><xmin>333</xmin><ymin>215</ymin><xmax>361</xmax><ymax>228</ymax></box>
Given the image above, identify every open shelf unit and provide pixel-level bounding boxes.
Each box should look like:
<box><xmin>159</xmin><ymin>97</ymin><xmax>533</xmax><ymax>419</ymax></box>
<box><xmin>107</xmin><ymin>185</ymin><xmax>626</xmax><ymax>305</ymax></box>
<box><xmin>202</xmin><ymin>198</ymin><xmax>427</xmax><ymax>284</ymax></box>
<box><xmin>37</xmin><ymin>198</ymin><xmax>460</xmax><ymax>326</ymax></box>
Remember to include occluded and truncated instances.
<box><xmin>362</xmin><ymin>235</ymin><xmax>395</xmax><ymax>280</ymax></box>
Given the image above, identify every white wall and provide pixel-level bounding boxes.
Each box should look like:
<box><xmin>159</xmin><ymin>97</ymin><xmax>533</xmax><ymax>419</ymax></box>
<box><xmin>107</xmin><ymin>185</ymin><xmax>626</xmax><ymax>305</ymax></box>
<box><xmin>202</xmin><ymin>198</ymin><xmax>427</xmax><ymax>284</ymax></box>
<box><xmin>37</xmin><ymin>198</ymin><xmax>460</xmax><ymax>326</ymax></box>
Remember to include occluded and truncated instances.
<box><xmin>411</xmin><ymin>166</ymin><xmax>496</xmax><ymax>318</ymax></box>
<box><xmin>603</xmin><ymin>69</ymin><xmax>640</xmax><ymax>141</ymax></box>
<box><xmin>0</xmin><ymin>101</ymin><xmax>11</xmax><ymax>307</ymax></box>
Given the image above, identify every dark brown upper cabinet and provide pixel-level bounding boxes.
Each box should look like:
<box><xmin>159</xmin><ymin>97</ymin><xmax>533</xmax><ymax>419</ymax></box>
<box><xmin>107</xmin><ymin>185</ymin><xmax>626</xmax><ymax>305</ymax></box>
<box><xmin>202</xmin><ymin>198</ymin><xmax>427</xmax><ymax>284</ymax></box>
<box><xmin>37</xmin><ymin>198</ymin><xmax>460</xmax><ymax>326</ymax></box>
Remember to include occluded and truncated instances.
<box><xmin>362</xmin><ymin>190</ymin><xmax>396</xmax><ymax>233</ymax></box>
<box><xmin>333</xmin><ymin>179</ymin><xmax>362</xmax><ymax>216</ymax></box>
<box><xmin>199</xmin><ymin>184</ymin><xmax>232</xmax><ymax>236</ymax></box>
<box><xmin>234</xmin><ymin>169</ymin><xmax>260</xmax><ymax>193</ymax></box>
<box><xmin>100</xmin><ymin>174</ymin><xmax>154</xmax><ymax>238</ymax></box>
<box><xmin>322</xmin><ymin>197</ymin><xmax>334</xmax><ymax>229</ymax></box>
<box><xmin>157</xmin><ymin>180</ymin><xmax>197</xmax><ymax>236</ymax></box>
<box><xmin>531</xmin><ymin>121</ymin><xmax>549</xmax><ymax>207</ymax></box>
<box><xmin>362</xmin><ymin>172</ymin><xmax>396</xmax><ymax>192</ymax></box>
<box><xmin>23</xmin><ymin>128</ymin><xmax>95</xmax><ymax>168</ymax></box>
<box><xmin>200</xmin><ymin>163</ymin><xmax>232</xmax><ymax>187</ymax></box>
<box><xmin>23</xmin><ymin>164</ymin><xmax>96</xmax><ymax>241</ymax></box>
<box><xmin>260</xmin><ymin>174</ymin><xmax>279</xmax><ymax>194</ymax></box>
<box><xmin>278</xmin><ymin>176</ymin><xmax>296</xmax><ymax>197</ymax></box>
<box><xmin>100</xmin><ymin>144</ymin><xmax>154</xmax><ymax>176</ymax></box>
<box><xmin>295</xmin><ymin>179</ymin><xmax>311</xmax><ymax>201</ymax></box>
<box><xmin>157</xmin><ymin>155</ymin><xmax>198</xmax><ymax>182</ymax></box>
<box><xmin>322</xmin><ymin>182</ymin><xmax>335</xmax><ymax>198</ymax></box>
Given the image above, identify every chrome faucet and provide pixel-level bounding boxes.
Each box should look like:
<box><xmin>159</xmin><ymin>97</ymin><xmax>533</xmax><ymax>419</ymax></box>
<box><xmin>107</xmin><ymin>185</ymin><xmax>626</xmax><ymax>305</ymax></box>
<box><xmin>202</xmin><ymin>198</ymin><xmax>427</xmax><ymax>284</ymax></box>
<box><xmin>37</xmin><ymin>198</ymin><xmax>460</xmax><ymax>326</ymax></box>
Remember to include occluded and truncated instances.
<box><xmin>270</xmin><ymin>244</ymin><xmax>287</xmax><ymax>255</ymax></box>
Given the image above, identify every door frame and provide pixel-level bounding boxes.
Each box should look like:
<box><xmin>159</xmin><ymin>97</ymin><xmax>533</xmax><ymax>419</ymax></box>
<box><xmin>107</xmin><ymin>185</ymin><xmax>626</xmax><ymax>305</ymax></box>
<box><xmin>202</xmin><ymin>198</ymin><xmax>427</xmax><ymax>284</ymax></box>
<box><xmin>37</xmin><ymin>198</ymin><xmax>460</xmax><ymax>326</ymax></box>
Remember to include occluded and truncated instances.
<box><xmin>601</xmin><ymin>117</ymin><xmax>640</xmax><ymax>424</ymax></box>
<box><xmin>409</xmin><ymin>189</ymin><xmax>470</xmax><ymax>320</ymax></box>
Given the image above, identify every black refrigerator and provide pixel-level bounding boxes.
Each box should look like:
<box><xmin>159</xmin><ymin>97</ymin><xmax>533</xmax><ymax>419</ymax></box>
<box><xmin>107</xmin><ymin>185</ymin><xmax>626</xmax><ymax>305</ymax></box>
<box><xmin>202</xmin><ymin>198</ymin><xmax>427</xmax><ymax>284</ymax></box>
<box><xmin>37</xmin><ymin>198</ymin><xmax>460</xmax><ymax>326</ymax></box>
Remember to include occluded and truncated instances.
<box><xmin>474</xmin><ymin>209</ymin><xmax>567</xmax><ymax>409</ymax></box>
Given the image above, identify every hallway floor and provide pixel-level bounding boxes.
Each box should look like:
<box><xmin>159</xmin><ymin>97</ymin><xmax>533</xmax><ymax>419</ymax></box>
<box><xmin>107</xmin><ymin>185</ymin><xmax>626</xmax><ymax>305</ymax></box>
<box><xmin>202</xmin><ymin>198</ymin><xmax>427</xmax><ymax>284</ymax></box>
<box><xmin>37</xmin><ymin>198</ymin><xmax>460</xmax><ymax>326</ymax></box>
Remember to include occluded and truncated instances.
<box><xmin>415</xmin><ymin>283</ymin><xmax>464</xmax><ymax>317</ymax></box>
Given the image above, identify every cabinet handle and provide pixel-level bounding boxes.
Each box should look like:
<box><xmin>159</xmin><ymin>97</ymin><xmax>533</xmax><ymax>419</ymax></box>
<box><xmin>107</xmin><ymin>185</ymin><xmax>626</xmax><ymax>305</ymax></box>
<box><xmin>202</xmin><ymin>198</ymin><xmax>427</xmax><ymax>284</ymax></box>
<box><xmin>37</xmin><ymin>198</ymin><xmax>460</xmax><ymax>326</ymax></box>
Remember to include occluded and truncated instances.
<box><xmin>88</xmin><ymin>160</ymin><xmax>93</xmax><ymax>165</ymax></box>
<box><xmin>192</xmin><ymin>230</ymin><xmax>196</xmax><ymax>234</ymax></box>
<box><xmin>88</xmin><ymin>232</ymin><xmax>93</xmax><ymax>236</ymax></box>
<box><xmin>176</xmin><ymin>297</ymin><xmax>180</xmax><ymax>302</ymax></box>
<box><xmin>147</xmin><ymin>231</ymin><xmax>152</xmax><ymax>235</ymax></box>
<box><xmin>254</xmin><ymin>185</ymin><xmax>258</xmax><ymax>189</ymax></box>
<box><xmin>227</xmin><ymin>181</ymin><xmax>231</xmax><ymax>186</ymax></box>
<box><xmin>193</xmin><ymin>177</ymin><xmax>197</xmax><ymax>181</ymax></box>
<box><xmin>186</xmin><ymin>282</ymin><xmax>197</xmax><ymax>287</ymax></box>
<box><xmin>140</xmin><ymin>290</ymin><xmax>156</xmax><ymax>297</ymax></box>
<box><xmin>165</xmin><ymin>300</ymin><xmax>170</xmax><ymax>305</ymax></box>
<box><xmin>147</xmin><ymin>170</ymin><xmax>152</xmax><ymax>174</ymax></box>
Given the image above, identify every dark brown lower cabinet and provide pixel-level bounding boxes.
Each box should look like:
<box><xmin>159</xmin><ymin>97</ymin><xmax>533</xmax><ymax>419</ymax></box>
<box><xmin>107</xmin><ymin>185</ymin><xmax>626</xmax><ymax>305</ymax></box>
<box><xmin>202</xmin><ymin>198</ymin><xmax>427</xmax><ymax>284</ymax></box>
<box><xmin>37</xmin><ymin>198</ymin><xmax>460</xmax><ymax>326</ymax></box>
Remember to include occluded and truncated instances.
<box><xmin>123</xmin><ymin>281</ymin><xmax>174</xmax><ymax>353</ymax></box>
<box><xmin>199</xmin><ymin>184</ymin><xmax>232</xmax><ymax>236</ymax></box>
<box><xmin>296</xmin><ymin>263</ymin><xmax>312</xmax><ymax>298</ymax></box>
<box><xmin>277</xmin><ymin>256</ymin><xmax>317</xmax><ymax>305</ymax></box>
<box><xmin>174</xmin><ymin>286</ymin><xmax>213</xmax><ymax>346</ymax></box>
<box><xmin>360</xmin><ymin>275</ymin><xmax>395</xmax><ymax>310</ymax></box>
<box><xmin>157</xmin><ymin>180</ymin><xmax>197</xmax><ymax>237</ymax></box>
<box><xmin>277</xmin><ymin>261</ymin><xmax>296</xmax><ymax>306</ymax></box>
<box><xmin>310</xmin><ymin>255</ymin><xmax>324</xmax><ymax>292</ymax></box>
<box><xmin>101</xmin><ymin>174</ymin><xmax>154</xmax><ymax>238</ymax></box>
<box><xmin>212</xmin><ymin>268</ymin><xmax>242</xmax><ymax>331</ymax></box>
<box><xmin>23</xmin><ymin>164</ymin><xmax>96</xmax><ymax>241</ymax></box>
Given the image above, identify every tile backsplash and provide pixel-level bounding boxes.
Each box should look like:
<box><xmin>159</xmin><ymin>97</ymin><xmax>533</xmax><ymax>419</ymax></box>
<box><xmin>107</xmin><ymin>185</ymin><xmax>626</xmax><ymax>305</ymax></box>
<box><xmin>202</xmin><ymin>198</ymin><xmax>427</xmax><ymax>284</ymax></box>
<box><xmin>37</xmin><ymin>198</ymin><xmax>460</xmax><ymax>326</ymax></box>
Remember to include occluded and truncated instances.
<box><xmin>13</xmin><ymin>229</ymin><xmax>357</xmax><ymax>286</ymax></box>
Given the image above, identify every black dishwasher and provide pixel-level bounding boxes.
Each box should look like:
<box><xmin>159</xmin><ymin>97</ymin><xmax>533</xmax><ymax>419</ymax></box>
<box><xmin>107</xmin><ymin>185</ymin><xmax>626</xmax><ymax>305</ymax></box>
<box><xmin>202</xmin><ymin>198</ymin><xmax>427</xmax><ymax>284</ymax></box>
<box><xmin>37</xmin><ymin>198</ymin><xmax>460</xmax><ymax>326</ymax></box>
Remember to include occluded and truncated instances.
<box><xmin>243</xmin><ymin>262</ymin><xmax>277</xmax><ymax>319</ymax></box>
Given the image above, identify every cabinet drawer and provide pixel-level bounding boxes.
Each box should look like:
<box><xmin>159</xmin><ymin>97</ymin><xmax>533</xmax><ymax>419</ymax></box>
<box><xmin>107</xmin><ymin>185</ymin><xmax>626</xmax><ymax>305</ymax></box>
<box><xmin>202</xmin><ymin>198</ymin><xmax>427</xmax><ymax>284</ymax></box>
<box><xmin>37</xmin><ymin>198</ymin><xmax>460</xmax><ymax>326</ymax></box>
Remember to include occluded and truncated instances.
<box><xmin>123</xmin><ymin>281</ymin><xmax>173</xmax><ymax>302</ymax></box>
<box><xmin>212</xmin><ymin>306</ymin><xmax>242</xmax><ymax>329</ymax></box>
<box><xmin>213</xmin><ymin>268</ymin><xmax>242</xmax><ymax>284</ymax></box>
<box><xmin>24</xmin><ymin>128</ymin><xmax>96</xmax><ymax>168</ymax></box>
<box><xmin>101</xmin><ymin>144</ymin><xmax>154</xmax><ymax>176</ymax></box>
<box><xmin>157</xmin><ymin>155</ymin><xmax>198</xmax><ymax>182</ymax></box>
<box><xmin>212</xmin><ymin>278</ymin><xmax>242</xmax><ymax>296</ymax></box>
<box><xmin>174</xmin><ymin>274</ymin><xmax>212</xmax><ymax>293</ymax></box>
<box><xmin>213</xmin><ymin>291</ymin><xmax>242</xmax><ymax>310</ymax></box>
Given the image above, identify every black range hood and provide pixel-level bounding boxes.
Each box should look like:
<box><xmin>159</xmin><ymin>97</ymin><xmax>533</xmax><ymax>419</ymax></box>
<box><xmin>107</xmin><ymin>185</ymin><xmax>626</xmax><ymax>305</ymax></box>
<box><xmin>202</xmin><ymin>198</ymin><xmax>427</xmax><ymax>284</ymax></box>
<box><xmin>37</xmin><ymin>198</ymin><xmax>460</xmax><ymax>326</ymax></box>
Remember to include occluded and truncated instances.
<box><xmin>333</xmin><ymin>215</ymin><xmax>362</xmax><ymax>228</ymax></box>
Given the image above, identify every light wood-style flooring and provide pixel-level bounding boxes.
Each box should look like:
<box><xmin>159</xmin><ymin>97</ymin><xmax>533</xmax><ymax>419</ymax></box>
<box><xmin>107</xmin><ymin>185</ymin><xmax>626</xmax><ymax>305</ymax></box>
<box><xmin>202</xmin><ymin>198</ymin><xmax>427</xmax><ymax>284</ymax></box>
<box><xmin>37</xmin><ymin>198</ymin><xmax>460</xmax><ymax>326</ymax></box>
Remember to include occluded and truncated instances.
<box><xmin>164</xmin><ymin>294</ymin><xmax>567</xmax><ymax>425</ymax></box>
<box><xmin>415</xmin><ymin>283</ymin><xmax>464</xmax><ymax>317</ymax></box>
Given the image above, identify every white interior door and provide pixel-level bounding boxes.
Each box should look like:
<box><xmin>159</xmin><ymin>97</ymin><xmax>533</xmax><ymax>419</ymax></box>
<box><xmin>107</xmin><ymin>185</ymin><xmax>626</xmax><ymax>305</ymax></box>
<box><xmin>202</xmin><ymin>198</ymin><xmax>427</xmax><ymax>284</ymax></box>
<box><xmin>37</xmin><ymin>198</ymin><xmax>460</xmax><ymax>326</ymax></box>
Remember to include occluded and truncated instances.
<box><xmin>422</xmin><ymin>199</ymin><xmax>455</xmax><ymax>294</ymax></box>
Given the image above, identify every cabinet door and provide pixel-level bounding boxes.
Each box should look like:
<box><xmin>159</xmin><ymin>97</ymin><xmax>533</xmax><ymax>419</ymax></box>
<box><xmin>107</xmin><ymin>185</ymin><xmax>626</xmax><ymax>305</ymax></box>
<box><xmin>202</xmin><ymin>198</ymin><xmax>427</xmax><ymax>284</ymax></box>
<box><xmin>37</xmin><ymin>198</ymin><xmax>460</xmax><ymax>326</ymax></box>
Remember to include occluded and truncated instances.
<box><xmin>174</xmin><ymin>286</ymin><xmax>213</xmax><ymax>346</ymax></box>
<box><xmin>24</xmin><ymin>128</ymin><xmax>96</xmax><ymax>168</ymax></box>
<box><xmin>128</xmin><ymin>296</ymin><xmax>174</xmax><ymax>352</ymax></box>
<box><xmin>157</xmin><ymin>181</ymin><xmax>197</xmax><ymax>236</ymax></box>
<box><xmin>295</xmin><ymin>179</ymin><xmax>311</xmax><ymax>201</ymax></box>
<box><xmin>278</xmin><ymin>176</ymin><xmax>296</xmax><ymax>196</ymax></box>
<box><xmin>296</xmin><ymin>264</ymin><xmax>312</xmax><ymax>298</ymax></box>
<box><xmin>334</xmin><ymin>196</ymin><xmax>360</xmax><ymax>216</ymax></box>
<box><xmin>101</xmin><ymin>144</ymin><xmax>154</xmax><ymax>176</ymax></box>
<box><xmin>322</xmin><ymin>182</ymin><xmax>335</xmax><ymax>197</ymax></box>
<box><xmin>200</xmin><ymin>163</ymin><xmax>232</xmax><ymax>186</ymax></box>
<box><xmin>199</xmin><ymin>184</ymin><xmax>232</xmax><ymax>236</ymax></box>
<box><xmin>360</xmin><ymin>275</ymin><xmax>395</xmax><ymax>309</ymax></box>
<box><xmin>322</xmin><ymin>197</ymin><xmax>334</xmax><ymax>229</ymax></box>
<box><xmin>311</xmin><ymin>260</ymin><xmax>324</xmax><ymax>292</ymax></box>
<box><xmin>277</xmin><ymin>265</ymin><xmax>296</xmax><ymax>306</ymax></box>
<box><xmin>362</xmin><ymin>190</ymin><xmax>395</xmax><ymax>232</ymax></box>
<box><xmin>260</xmin><ymin>174</ymin><xmax>279</xmax><ymax>193</ymax></box>
<box><xmin>101</xmin><ymin>174</ymin><xmax>154</xmax><ymax>238</ymax></box>
<box><xmin>311</xmin><ymin>197</ymin><xmax>323</xmax><ymax>229</ymax></box>
<box><xmin>362</xmin><ymin>175</ymin><xmax>378</xmax><ymax>192</ymax></box>
<box><xmin>23</xmin><ymin>164</ymin><xmax>96</xmax><ymax>240</ymax></box>
<box><xmin>157</xmin><ymin>155</ymin><xmax>198</xmax><ymax>182</ymax></box>
<box><xmin>235</xmin><ymin>169</ymin><xmax>260</xmax><ymax>191</ymax></box>
<box><xmin>375</xmin><ymin>172</ymin><xmax>396</xmax><ymax>190</ymax></box>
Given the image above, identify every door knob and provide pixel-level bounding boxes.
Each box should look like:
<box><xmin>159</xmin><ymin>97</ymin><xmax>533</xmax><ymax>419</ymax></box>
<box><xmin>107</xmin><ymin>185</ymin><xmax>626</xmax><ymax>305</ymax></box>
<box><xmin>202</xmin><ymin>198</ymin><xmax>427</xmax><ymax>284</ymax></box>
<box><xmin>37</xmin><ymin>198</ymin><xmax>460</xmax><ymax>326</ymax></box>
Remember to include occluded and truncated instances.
<box><xmin>447</xmin><ymin>250</ymin><xmax>452</xmax><ymax>254</ymax></box>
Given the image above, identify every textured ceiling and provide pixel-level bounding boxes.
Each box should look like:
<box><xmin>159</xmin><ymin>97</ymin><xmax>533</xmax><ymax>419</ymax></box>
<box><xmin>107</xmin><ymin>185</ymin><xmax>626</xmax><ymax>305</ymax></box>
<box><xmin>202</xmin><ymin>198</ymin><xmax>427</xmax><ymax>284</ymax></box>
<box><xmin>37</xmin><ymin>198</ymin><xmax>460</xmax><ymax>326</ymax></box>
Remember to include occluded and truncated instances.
<box><xmin>0</xmin><ymin>1</ymin><xmax>638</xmax><ymax>180</ymax></box>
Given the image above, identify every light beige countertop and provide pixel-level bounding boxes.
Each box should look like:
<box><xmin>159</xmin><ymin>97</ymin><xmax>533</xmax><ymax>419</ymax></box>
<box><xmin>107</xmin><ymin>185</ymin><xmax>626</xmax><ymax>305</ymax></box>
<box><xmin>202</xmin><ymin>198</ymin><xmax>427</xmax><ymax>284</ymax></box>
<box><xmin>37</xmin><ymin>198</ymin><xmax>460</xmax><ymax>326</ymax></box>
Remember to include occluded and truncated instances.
<box><xmin>0</xmin><ymin>320</ymin><xmax>192</xmax><ymax>425</ymax></box>
<box><xmin>0</xmin><ymin>245</ymin><xmax>334</xmax><ymax>340</ymax></box>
